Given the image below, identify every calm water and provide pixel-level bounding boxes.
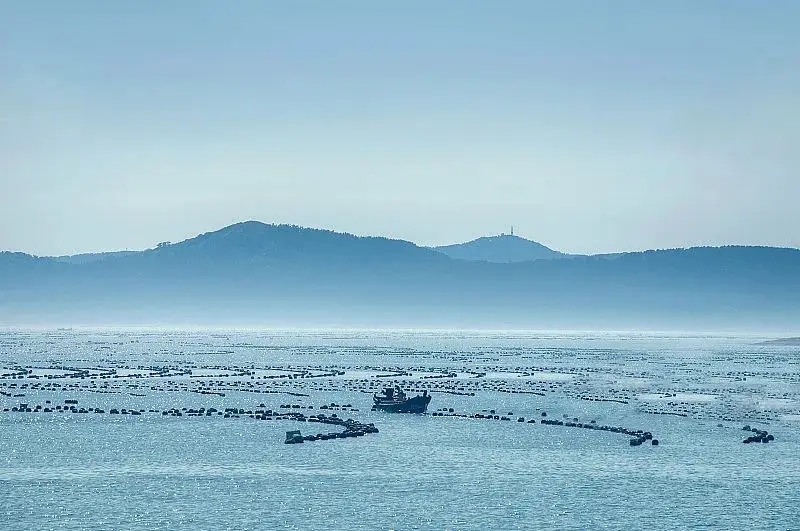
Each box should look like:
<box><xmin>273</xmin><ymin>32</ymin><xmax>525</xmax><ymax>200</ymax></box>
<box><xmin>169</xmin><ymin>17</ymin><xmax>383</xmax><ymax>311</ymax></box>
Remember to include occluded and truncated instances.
<box><xmin>1</xmin><ymin>329</ymin><xmax>798</xmax><ymax>530</ymax></box>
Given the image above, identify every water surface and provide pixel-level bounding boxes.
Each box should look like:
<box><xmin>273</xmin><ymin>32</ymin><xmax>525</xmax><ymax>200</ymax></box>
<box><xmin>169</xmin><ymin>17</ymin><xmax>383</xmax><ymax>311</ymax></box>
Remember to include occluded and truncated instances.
<box><xmin>1</xmin><ymin>329</ymin><xmax>798</xmax><ymax>530</ymax></box>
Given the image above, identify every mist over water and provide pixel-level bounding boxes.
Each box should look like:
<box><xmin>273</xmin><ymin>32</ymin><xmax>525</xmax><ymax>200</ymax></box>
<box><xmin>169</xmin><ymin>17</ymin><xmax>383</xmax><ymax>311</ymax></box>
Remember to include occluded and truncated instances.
<box><xmin>1</xmin><ymin>329</ymin><xmax>798</xmax><ymax>530</ymax></box>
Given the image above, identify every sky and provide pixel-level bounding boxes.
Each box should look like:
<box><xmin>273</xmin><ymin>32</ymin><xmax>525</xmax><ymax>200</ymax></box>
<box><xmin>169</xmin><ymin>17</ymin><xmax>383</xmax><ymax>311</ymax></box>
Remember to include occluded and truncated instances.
<box><xmin>1</xmin><ymin>1</ymin><xmax>799</xmax><ymax>256</ymax></box>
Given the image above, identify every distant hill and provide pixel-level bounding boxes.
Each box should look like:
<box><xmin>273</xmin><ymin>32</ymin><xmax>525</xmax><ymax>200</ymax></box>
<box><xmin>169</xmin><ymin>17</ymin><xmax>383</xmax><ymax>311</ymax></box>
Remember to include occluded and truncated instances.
<box><xmin>758</xmin><ymin>337</ymin><xmax>800</xmax><ymax>346</ymax></box>
<box><xmin>433</xmin><ymin>234</ymin><xmax>569</xmax><ymax>262</ymax></box>
<box><xmin>54</xmin><ymin>251</ymin><xmax>141</xmax><ymax>264</ymax></box>
<box><xmin>2</xmin><ymin>222</ymin><xmax>800</xmax><ymax>330</ymax></box>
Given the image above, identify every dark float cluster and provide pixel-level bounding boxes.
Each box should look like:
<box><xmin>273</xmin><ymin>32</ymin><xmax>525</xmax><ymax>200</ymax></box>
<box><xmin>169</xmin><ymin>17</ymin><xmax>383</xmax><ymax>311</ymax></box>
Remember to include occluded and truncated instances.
<box><xmin>431</xmin><ymin>407</ymin><xmax>660</xmax><ymax>446</ymax></box>
<box><xmin>741</xmin><ymin>425</ymin><xmax>775</xmax><ymax>444</ymax></box>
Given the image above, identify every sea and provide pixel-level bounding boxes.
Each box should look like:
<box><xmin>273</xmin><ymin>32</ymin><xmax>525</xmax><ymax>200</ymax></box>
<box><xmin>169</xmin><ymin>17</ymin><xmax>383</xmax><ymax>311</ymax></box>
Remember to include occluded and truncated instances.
<box><xmin>1</xmin><ymin>329</ymin><xmax>798</xmax><ymax>530</ymax></box>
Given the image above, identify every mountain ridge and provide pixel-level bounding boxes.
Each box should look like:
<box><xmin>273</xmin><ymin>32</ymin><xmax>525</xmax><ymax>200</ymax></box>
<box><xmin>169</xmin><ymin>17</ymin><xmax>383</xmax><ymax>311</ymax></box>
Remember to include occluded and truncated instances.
<box><xmin>2</xmin><ymin>221</ymin><xmax>799</xmax><ymax>330</ymax></box>
<box><xmin>11</xmin><ymin>220</ymin><xmax>799</xmax><ymax>262</ymax></box>
<box><xmin>433</xmin><ymin>233</ymin><xmax>568</xmax><ymax>263</ymax></box>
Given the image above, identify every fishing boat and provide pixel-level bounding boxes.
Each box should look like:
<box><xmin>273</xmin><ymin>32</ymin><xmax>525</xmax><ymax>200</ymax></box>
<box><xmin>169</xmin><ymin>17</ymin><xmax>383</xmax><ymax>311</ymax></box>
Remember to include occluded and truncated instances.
<box><xmin>372</xmin><ymin>386</ymin><xmax>431</xmax><ymax>413</ymax></box>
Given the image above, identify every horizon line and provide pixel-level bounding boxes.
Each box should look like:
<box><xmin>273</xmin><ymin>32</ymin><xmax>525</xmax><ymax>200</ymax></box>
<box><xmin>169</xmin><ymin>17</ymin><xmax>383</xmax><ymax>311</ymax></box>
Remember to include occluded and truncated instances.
<box><xmin>2</xmin><ymin>219</ymin><xmax>800</xmax><ymax>258</ymax></box>
<box><xmin>0</xmin><ymin>324</ymin><xmax>796</xmax><ymax>337</ymax></box>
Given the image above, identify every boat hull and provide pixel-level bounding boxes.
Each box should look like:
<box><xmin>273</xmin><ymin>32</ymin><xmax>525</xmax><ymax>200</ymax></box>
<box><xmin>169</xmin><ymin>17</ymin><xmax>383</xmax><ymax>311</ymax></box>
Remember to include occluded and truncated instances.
<box><xmin>372</xmin><ymin>394</ymin><xmax>431</xmax><ymax>413</ymax></box>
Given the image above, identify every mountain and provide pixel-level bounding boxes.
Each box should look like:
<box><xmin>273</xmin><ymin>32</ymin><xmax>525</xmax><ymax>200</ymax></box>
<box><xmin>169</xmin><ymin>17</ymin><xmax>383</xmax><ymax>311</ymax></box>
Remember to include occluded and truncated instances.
<box><xmin>758</xmin><ymin>337</ymin><xmax>800</xmax><ymax>346</ymax></box>
<box><xmin>2</xmin><ymin>222</ymin><xmax>800</xmax><ymax>330</ymax></box>
<box><xmin>54</xmin><ymin>251</ymin><xmax>141</xmax><ymax>264</ymax></box>
<box><xmin>434</xmin><ymin>234</ymin><xmax>568</xmax><ymax>262</ymax></box>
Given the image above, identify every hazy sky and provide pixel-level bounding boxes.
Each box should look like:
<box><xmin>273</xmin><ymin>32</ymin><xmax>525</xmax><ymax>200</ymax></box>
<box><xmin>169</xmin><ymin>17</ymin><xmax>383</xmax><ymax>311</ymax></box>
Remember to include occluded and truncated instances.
<box><xmin>2</xmin><ymin>1</ymin><xmax>799</xmax><ymax>255</ymax></box>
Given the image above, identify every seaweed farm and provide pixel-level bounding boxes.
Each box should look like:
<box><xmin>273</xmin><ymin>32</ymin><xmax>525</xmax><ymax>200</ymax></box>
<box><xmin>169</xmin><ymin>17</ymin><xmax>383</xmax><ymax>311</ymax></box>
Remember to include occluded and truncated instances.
<box><xmin>1</xmin><ymin>329</ymin><xmax>799</xmax><ymax>530</ymax></box>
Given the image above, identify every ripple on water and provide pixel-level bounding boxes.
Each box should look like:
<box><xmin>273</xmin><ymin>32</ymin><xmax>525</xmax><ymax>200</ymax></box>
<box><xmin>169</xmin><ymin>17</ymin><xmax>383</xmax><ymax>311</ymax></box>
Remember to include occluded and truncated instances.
<box><xmin>0</xmin><ymin>329</ymin><xmax>798</xmax><ymax>531</ymax></box>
